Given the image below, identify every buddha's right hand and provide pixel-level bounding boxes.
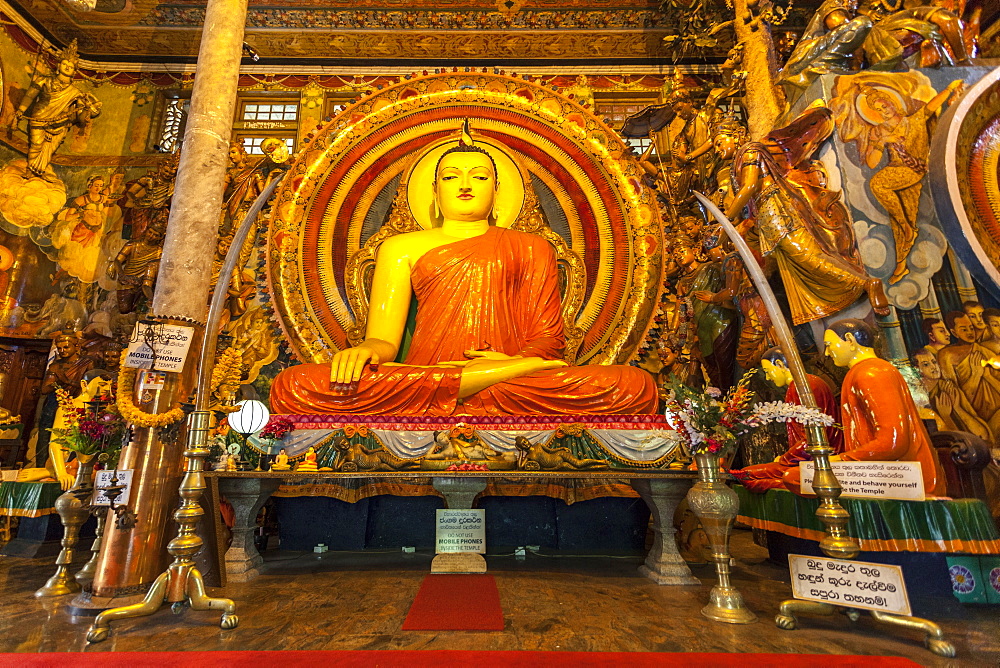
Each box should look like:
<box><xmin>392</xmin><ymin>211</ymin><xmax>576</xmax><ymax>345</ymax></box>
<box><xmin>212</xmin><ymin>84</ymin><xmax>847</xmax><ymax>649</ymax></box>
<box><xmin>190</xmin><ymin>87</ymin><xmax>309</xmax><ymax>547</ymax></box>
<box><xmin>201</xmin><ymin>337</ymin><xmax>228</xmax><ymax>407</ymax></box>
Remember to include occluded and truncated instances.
<box><xmin>330</xmin><ymin>346</ymin><xmax>380</xmax><ymax>386</ymax></box>
<box><xmin>58</xmin><ymin>472</ymin><xmax>75</xmax><ymax>491</ymax></box>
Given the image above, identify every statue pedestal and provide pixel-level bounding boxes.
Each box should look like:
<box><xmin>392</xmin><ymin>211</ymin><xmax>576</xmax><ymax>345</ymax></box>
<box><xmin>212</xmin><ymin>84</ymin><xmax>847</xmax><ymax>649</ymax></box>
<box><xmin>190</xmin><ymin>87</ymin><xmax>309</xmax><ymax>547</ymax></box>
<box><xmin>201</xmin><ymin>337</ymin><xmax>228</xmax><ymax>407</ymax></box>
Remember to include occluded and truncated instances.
<box><xmin>631</xmin><ymin>478</ymin><xmax>699</xmax><ymax>585</ymax></box>
<box><xmin>432</xmin><ymin>477</ymin><xmax>487</xmax><ymax>573</ymax></box>
<box><xmin>433</xmin><ymin>477</ymin><xmax>487</xmax><ymax>510</ymax></box>
<box><xmin>218</xmin><ymin>477</ymin><xmax>281</xmax><ymax>583</ymax></box>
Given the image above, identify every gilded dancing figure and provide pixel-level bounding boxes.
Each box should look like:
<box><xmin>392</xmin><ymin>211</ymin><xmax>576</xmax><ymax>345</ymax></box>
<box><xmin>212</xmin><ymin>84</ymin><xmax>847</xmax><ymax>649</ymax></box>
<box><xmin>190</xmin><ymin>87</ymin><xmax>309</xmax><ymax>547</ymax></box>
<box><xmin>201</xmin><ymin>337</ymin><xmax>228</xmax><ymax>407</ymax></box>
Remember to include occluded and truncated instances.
<box><xmin>14</xmin><ymin>40</ymin><xmax>101</xmax><ymax>181</ymax></box>
<box><xmin>726</xmin><ymin>106</ymin><xmax>888</xmax><ymax>326</ymax></box>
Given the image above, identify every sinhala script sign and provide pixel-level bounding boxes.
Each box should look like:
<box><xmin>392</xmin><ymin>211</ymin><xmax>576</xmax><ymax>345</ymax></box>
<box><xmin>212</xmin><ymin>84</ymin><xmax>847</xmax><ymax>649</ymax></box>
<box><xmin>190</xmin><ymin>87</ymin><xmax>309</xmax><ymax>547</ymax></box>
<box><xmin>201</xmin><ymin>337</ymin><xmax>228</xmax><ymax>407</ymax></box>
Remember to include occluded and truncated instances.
<box><xmin>436</xmin><ymin>509</ymin><xmax>485</xmax><ymax>554</ymax></box>
<box><xmin>788</xmin><ymin>554</ymin><xmax>911</xmax><ymax>615</ymax></box>
<box><xmin>123</xmin><ymin>324</ymin><xmax>195</xmax><ymax>373</ymax></box>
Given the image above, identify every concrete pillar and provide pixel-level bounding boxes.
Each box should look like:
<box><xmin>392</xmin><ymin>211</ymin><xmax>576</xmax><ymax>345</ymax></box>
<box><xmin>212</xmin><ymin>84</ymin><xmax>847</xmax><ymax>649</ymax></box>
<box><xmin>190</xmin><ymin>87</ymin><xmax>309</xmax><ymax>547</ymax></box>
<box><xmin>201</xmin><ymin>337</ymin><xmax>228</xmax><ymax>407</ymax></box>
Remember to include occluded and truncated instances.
<box><xmin>72</xmin><ymin>0</ymin><xmax>250</xmax><ymax>612</ymax></box>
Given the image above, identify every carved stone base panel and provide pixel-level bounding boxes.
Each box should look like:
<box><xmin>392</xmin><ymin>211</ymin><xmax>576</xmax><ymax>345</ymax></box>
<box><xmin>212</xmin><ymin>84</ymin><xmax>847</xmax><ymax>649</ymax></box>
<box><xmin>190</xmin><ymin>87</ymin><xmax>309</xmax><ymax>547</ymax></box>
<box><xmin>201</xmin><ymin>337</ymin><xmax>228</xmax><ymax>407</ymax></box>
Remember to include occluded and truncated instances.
<box><xmin>218</xmin><ymin>477</ymin><xmax>281</xmax><ymax>583</ymax></box>
<box><xmin>631</xmin><ymin>478</ymin><xmax>700</xmax><ymax>585</ymax></box>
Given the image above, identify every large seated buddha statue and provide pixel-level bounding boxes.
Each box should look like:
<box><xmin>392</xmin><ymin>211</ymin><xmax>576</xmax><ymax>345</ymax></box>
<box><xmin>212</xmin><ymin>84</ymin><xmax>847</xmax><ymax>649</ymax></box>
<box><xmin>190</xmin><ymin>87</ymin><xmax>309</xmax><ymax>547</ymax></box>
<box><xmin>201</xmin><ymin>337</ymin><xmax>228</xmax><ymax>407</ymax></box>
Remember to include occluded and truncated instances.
<box><xmin>270</xmin><ymin>126</ymin><xmax>657</xmax><ymax>416</ymax></box>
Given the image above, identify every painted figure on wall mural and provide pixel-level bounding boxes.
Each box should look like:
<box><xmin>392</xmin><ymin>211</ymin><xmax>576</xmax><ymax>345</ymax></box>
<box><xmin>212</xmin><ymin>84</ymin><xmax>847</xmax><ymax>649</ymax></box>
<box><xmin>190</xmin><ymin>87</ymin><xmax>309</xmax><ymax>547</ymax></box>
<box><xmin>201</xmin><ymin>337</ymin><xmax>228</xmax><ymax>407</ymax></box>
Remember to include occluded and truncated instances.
<box><xmin>831</xmin><ymin>75</ymin><xmax>963</xmax><ymax>283</ymax></box>
<box><xmin>913</xmin><ymin>346</ymin><xmax>993</xmax><ymax>441</ymax></box>
<box><xmin>962</xmin><ymin>300</ymin><xmax>988</xmax><ymax>341</ymax></box>
<box><xmin>41</xmin><ymin>172</ymin><xmax>125</xmax><ymax>284</ymax></box>
<box><xmin>923</xmin><ymin>317</ymin><xmax>951</xmax><ymax>352</ymax></box>
<box><xmin>937</xmin><ymin>310</ymin><xmax>1000</xmax><ymax>435</ymax></box>
<box><xmin>726</xmin><ymin>105</ymin><xmax>888</xmax><ymax>325</ymax></box>
<box><xmin>14</xmin><ymin>40</ymin><xmax>101</xmax><ymax>181</ymax></box>
<box><xmin>270</xmin><ymin>125</ymin><xmax>658</xmax><ymax>415</ymax></box>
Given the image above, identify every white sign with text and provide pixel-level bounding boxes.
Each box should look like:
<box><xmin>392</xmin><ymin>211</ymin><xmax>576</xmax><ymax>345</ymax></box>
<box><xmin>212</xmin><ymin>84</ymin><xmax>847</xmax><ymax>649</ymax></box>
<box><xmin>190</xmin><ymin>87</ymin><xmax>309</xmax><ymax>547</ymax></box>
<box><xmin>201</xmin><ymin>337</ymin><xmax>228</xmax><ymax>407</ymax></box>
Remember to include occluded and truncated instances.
<box><xmin>124</xmin><ymin>324</ymin><xmax>195</xmax><ymax>373</ymax></box>
<box><xmin>435</xmin><ymin>509</ymin><xmax>486</xmax><ymax>554</ymax></box>
<box><xmin>788</xmin><ymin>554</ymin><xmax>911</xmax><ymax>615</ymax></box>
<box><xmin>799</xmin><ymin>460</ymin><xmax>924</xmax><ymax>501</ymax></box>
<box><xmin>92</xmin><ymin>470</ymin><xmax>134</xmax><ymax>507</ymax></box>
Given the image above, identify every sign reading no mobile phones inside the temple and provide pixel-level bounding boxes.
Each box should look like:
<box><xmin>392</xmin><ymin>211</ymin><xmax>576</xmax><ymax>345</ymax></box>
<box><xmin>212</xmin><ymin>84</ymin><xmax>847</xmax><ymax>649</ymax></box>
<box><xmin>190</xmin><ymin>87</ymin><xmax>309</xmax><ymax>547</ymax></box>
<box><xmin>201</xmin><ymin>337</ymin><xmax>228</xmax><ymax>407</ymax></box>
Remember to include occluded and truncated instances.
<box><xmin>123</xmin><ymin>323</ymin><xmax>195</xmax><ymax>373</ymax></box>
<box><xmin>798</xmin><ymin>461</ymin><xmax>925</xmax><ymax>501</ymax></box>
<box><xmin>436</xmin><ymin>510</ymin><xmax>485</xmax><ymax>554</ymax></box>
<box><xmin>788</xmin><ymin>554</ymin><xmax>911</xmax><ymax>616</ymax></box>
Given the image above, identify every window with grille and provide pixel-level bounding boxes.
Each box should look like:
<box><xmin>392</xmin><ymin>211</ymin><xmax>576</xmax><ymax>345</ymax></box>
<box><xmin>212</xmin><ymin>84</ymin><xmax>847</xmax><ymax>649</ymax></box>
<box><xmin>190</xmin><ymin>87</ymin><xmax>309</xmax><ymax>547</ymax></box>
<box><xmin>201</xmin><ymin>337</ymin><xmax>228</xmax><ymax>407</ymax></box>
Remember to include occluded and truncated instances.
<box><xmin>241</xmin><ymin>102</ymin><xmax>298</xmax><ymax>122</ymax></box>
<box><xmin>156</xmin><ymin>98</ymin><xmax>189</xmax><ymax>153</ymax></box>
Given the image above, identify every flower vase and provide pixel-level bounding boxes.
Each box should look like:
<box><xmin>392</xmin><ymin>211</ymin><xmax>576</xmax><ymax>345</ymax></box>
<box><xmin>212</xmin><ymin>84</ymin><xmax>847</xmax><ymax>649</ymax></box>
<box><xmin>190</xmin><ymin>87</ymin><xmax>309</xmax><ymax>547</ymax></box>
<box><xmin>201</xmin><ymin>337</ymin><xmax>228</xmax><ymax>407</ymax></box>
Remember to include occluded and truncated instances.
<box><xmin>36</xmin><ymin>454</ymin><xmax>95</xmax><ymax>597</ymax></box>
<box><xmin>685</xmin><ymin>452</ymin><xmax>757</xmax><ymax>624</ymax></box>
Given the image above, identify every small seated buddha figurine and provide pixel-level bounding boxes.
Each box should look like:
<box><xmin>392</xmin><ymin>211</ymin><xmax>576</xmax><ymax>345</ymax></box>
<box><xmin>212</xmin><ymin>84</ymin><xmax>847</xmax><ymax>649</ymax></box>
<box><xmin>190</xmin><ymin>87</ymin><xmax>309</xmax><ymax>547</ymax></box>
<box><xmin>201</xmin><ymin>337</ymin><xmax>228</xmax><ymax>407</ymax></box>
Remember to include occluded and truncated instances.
<box><xmin>783</xmin><ymin>319</ymin><xmax>946</xmax><ymax>497</ymax></box>
<box><xmin>270</xmin><ymin>448</ymin><xmax>291</xmax><ymax>471</ymax></box>
<box><xmin>270</xmin><ymin>124</ymin><xmax>657</xmax><ymax>416</ymax></box>
<box><xmin>733</xmin><ymin>347</ymin><xmax>843</xmax><ymax>493</ymax></box>
<box><xmin>295</xmin><ymin>447</ymin><xmax>319</xmax><ymax>472</ymax></box>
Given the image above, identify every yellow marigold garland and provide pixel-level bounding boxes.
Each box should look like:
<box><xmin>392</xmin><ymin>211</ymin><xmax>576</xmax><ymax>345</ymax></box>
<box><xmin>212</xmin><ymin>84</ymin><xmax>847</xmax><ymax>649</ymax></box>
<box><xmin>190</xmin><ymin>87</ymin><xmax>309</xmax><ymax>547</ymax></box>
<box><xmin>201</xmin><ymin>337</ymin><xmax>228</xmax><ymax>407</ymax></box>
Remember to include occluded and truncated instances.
<box><xmin>116</xmin><ymin>350</ymin><xmax>186</xmax><ymax>429</ymax></box>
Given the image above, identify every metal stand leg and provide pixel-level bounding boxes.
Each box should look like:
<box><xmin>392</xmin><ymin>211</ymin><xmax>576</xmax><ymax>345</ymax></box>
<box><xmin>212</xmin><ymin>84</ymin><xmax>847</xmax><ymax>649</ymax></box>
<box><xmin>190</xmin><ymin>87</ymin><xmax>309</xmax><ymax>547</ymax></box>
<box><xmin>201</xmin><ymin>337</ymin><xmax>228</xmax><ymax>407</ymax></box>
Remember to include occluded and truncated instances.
<box><xmin>87</xmin><ymin>412</ymin><xmax>237</xmax><ymax>643</ymax></box>
<box><xmin>869</xmin><ymin>610</ymin><xmax>955</xmax><ymax>658</ymax></box>
<box><xmin>776</xmin><ymin>600</ymin><xmax>955</xmax><ymax>658</ymax></box>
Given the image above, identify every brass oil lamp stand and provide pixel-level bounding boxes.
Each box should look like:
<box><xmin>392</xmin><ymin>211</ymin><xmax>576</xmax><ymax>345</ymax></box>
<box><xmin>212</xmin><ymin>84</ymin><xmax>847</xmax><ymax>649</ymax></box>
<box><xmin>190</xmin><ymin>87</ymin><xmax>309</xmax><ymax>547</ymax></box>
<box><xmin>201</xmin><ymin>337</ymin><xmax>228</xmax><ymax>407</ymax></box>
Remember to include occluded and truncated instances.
<box><xmin>696</xmin><ymin>193</ymin><xmax>954</xmax><ymax>657</ymax></box>
<box><xmin>85</xmin><ymin>174</ymin><xmax>283</xmax><ymax>644</ymax></box>
<box><xmin>86</xmin><ymin>410</ymin><xmax>236</xmax><ymax>643</ymax></box>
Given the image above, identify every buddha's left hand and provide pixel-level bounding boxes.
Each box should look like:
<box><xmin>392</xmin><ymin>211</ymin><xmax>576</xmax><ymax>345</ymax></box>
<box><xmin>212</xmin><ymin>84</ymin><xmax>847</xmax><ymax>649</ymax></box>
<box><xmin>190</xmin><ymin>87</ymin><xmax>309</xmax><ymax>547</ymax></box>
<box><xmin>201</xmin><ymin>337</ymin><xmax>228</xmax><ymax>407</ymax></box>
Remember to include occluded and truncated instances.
<box><xmin>437</xmin><ymin>350</ymin><xmax>519</xmax><ymax>367</ymax></box>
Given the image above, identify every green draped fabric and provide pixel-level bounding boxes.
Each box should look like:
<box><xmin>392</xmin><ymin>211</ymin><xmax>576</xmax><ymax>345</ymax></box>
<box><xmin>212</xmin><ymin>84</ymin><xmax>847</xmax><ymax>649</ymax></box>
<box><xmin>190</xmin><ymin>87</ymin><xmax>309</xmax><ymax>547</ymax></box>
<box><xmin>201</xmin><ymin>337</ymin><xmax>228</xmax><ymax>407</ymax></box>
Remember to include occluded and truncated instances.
<box><xmin>736</xmin><ymin>485</ymin><xmax>1000</xmax><ymax>555</ymax></box>
<box><xmin>0</xmin><ymin>481</ymin><xmax>62</xmax><ymax>517</ymax></box>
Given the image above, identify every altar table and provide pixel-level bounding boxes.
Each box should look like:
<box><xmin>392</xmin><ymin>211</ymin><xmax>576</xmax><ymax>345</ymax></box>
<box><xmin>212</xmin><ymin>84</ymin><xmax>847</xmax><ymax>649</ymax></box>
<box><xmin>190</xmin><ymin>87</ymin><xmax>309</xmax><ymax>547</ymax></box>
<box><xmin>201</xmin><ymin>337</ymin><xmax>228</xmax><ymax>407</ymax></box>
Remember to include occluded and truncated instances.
<box><xmin>0</xmin><ymin>481</ymin><xmax>65</xmax><ymax>558</ymax></box>
<box><xmin>203</xmin><ymin>470</ymin><xmax>697</xmax><ymax>589</ymax></box>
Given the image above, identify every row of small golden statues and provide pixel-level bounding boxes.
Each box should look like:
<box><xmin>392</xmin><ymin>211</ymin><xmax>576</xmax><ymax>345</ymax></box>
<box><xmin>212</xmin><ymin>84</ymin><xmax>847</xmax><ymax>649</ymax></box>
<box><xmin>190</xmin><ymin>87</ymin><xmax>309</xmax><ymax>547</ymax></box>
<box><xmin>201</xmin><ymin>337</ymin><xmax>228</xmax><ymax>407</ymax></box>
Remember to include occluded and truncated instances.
<box><xmin>246</xmin><ymin>433</ymin><xmax>609</xmax><ymax>474</ymax></box>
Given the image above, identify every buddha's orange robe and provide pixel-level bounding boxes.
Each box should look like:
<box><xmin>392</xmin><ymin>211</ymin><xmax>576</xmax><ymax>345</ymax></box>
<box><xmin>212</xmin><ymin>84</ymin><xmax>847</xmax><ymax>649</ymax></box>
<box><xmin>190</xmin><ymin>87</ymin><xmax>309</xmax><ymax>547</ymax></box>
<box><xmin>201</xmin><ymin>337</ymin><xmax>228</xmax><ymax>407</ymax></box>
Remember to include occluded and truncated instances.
<box><xmin>783</xmin><ymin>357</ymin><xmax>946</xmax><ymax>496</ymax></box>
<box><xmin>270</xmin><ymin>227</ymin><xmax>658</xmax><ymax>416</ymax></box>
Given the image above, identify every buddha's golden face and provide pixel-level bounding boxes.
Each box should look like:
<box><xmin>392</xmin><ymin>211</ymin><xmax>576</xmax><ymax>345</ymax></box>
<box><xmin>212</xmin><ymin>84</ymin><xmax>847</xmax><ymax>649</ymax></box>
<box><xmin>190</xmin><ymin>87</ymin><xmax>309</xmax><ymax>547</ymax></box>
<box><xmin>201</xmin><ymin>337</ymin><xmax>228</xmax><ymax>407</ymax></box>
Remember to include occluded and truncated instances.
<box><xmin>434</xmin><ymin>150</ymin><xmax>496</xmax><ymax>222</ymax></box>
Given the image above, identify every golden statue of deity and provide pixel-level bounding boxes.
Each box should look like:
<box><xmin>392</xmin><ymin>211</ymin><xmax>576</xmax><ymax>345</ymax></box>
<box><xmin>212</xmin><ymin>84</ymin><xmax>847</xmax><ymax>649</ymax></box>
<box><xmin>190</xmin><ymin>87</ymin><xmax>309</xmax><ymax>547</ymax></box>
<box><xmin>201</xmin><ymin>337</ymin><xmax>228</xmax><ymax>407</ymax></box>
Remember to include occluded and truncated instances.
<box><xmin>269</xmin><ymin>124</ymin><xmax>657</xmax><ymax>416</ymax></box>
<box><xmin>726</xmin><ymin>105</ymin><xmax>889</xmax><ymax>326</ymax></box>
<box><xmin>14</xmin><ymin>40</ymin><xmax>101</xmax><ymax>181</ymax></box>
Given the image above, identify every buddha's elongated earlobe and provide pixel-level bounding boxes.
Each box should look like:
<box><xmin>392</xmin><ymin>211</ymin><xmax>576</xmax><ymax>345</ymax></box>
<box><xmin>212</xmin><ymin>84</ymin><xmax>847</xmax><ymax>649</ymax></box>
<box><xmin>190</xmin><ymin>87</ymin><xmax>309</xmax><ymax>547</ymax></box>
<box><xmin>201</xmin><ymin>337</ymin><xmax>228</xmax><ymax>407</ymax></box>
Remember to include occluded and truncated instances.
<box><xmin>433</xmin><ymin>194</ymin><xmax>441</xmax><ymax>220</ymax></box>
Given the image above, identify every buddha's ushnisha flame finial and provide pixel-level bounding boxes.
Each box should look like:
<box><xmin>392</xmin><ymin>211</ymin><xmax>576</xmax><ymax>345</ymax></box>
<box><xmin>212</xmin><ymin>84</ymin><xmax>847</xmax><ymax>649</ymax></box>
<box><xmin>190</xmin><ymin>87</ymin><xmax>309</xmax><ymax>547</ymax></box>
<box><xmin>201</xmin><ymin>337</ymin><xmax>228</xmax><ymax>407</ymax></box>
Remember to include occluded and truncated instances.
<box><xmin>459</xmin><ymin>118</ymin><xmax>475</xmax><ymax>147</ymax></box>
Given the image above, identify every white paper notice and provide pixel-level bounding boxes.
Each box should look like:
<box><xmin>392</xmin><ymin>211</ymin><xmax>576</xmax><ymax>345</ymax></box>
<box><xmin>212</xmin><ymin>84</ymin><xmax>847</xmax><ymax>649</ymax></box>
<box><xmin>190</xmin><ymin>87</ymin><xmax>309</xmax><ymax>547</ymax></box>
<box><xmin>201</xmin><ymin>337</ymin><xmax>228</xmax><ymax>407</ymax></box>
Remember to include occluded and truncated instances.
<box><xmin>92</xmin><ymin>470</ymin><xmax>134</xmax><ymax>506</ymax></box>
<box><xmin>435</xmin><ymin>509</ymin><xmax>486</xmax><ymax>554</ymax></box>
<box><xmin>123</xmin><ymin>324</ymin><xmax>195</xmax><ymax>373</ymax></box>
<box><xmin>788</xmin><ymin>554</ymin><xmax>911</xmax><ymax>615</ymax></box>
<box><xmin>799</xmin><ymin>460</ymin><xmax>924</xmax><ymax>501</ymax></box>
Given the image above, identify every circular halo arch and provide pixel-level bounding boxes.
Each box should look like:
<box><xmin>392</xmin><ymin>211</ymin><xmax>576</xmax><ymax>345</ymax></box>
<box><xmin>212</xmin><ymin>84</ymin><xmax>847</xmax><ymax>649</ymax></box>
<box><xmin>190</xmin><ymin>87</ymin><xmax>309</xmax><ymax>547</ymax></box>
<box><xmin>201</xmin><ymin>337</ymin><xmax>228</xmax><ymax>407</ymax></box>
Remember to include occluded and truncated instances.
<box><xmin>266</xmin><ymin>71</ymin><xmax>665</xmax><ymax>366</ymax></box>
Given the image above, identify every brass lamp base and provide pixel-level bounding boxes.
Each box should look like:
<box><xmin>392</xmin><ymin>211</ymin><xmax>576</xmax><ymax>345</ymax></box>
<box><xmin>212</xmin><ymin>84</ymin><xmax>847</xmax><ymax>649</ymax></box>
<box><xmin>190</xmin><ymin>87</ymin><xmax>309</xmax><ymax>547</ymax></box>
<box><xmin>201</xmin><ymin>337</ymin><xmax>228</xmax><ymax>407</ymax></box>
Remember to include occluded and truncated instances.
<box><xmin>703</xmin><ymin>584</ymin><xmax>758</xmax><ymax>624</ymax></box>
<box><xmin>87</xmin><ymin>562</ymin><xmax>236</xmax><ymax>643</ymax></box>
<box><xmin>776</xmin><ymin>599</ymin><xmax>955</xmax><ymax>658</ymax></box>
<box><xmin>36</xmin><ymin>568</ymin><xmax>81</xmax><ymax>598</ymax></box>
<box><xmin>86</xmin><ymin>411</ymin><xmax>237</xmax><ymax>644</ymax></box>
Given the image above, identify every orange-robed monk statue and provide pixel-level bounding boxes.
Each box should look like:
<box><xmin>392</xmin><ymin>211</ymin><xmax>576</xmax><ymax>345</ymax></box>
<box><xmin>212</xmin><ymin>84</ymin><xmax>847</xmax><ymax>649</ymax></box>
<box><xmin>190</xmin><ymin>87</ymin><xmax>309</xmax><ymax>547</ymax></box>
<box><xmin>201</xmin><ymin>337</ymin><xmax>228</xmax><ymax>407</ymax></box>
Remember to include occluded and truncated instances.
<box><xmin>783</xmin><ymin>319</ymin><xmax>946</xmax><ymax>497</ymax></box>
<box><xmin>269</xmin><ymin>129</ymin><xmax>658</xmax><ymax>416</ymax></box>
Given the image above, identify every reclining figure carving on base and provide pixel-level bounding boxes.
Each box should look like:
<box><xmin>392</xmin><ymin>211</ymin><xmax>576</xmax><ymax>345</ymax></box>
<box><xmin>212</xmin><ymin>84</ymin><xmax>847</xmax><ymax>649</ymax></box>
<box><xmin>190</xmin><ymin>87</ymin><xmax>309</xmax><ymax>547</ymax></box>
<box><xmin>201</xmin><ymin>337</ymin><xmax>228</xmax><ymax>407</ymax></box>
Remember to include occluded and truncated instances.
<box><xmin>333</xmin><ymin>437</ymin><xmax>421</xmax><ymax>472</ymax></box>
<box><xmin>513</xmin><ymin>435</ymin><xmax>609</xmax><ymax>471</ymax></box>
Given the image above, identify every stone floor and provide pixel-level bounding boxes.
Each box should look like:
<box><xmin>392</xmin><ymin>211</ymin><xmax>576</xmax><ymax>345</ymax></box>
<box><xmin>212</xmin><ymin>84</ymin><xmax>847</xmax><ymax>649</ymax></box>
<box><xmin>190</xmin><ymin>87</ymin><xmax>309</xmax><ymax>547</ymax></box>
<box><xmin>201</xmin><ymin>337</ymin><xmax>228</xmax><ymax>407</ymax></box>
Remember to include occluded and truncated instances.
<box><xmin>1</xmin><ymin>530</ymin><xmax>997</xmax><ymax>666</ymax></box>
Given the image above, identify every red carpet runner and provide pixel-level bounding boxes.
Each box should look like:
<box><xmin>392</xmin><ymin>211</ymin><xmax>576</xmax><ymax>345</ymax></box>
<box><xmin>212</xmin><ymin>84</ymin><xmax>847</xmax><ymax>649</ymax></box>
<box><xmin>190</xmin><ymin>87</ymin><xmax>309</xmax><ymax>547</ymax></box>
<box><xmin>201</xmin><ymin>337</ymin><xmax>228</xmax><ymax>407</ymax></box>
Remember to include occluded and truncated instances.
<box><xmin>1</xmin><ymin>651</ymin><xmax>922</xmax><ymax>667</ymax></box>
<box><xmin>402</xmin><ymin>574</ymin><xmax>504</xmax><ymax>631</ymax></box>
